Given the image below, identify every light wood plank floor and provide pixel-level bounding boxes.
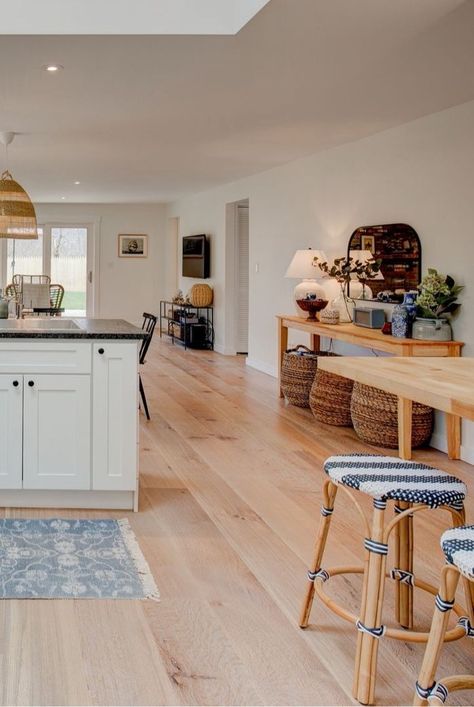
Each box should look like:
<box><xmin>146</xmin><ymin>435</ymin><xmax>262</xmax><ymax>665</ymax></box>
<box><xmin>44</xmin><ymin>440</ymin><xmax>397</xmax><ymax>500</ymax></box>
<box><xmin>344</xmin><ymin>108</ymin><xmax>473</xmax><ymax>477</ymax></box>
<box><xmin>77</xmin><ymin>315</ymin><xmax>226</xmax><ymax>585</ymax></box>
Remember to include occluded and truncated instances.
<box><xmin>1</xmin><ymin>338</ymin><xmax>473</xmax><ymax>706</ymax></box>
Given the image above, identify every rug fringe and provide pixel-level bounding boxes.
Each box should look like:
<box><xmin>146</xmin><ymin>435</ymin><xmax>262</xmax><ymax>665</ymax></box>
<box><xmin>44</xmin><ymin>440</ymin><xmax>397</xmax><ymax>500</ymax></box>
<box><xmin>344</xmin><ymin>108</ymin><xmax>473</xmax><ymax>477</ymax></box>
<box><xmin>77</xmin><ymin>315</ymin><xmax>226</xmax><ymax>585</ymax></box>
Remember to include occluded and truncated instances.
<box><xmin>118</xmin><ymin>518</ymin><xmax>160</xmax><ymax>601</ymax></box>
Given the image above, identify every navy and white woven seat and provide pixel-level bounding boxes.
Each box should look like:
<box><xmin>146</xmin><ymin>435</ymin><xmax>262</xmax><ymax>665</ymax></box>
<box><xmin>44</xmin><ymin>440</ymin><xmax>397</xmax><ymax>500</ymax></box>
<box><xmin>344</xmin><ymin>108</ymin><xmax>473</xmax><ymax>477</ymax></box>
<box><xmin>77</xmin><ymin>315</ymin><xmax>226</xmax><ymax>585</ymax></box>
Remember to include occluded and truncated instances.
<box><xmin>441</xmin><ymin>525</ymin><xmax>474</xmax><ymax>580</ymax></box>
<box><xmin>324</xmin><ymin>455</ymin><xmax>466</xmax><ymax>509</ymax></box>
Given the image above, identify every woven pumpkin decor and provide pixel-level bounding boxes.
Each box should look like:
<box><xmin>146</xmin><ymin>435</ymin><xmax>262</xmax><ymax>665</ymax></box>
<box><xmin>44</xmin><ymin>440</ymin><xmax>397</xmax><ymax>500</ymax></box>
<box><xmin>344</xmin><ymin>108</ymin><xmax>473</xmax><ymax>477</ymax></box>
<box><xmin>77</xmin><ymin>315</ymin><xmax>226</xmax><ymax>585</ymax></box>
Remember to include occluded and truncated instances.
<box><xmin>189</xmin><ymin>283</ymin><xmax>213</xmax><ymax>307</ymax></box>
<box><xmin>351</xmin><ymin>382</ymin><xmax>434</xmax><ymax>448</ymax></box>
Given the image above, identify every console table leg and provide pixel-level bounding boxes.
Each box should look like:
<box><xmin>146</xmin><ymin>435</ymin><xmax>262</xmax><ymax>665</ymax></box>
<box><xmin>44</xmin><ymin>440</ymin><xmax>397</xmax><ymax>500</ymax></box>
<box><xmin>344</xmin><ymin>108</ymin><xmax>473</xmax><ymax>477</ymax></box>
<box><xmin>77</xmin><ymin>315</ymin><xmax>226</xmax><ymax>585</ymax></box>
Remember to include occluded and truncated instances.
<box><xmin>447</xmin><ymin>413</ymin><xmax>461</xmax><ymax>460</ymax></box>
<box><xmin>278</xmin><ymin>321</ymin><xmax>288</xmax><ymax>398</ymax></box>
<box><xmin>398</xmin><ymin>397</ymin><xmax>413</xmax><ymax>460</ymax></box>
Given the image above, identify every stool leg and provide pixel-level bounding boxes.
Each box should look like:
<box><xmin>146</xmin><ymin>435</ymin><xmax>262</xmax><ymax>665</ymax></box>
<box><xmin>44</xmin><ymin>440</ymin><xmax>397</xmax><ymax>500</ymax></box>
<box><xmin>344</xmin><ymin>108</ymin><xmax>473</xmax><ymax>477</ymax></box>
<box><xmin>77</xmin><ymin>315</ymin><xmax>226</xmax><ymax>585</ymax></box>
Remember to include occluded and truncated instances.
<box><xmin>462</xmin><ymin>576</ymin><xmax>474</xmax><ymax>625</ymax></box>
<box><xmin>448</xmin><ymin>506</ymin><xmax>473</xmax><ymax>622</ymax></box>
<box><xmin>299</xmin><ymin>480</ymin><xmax>338</xmax><ymax>629</ymax></box>
<box><xmin>413</xmin><ymin>566</ymin><xmax>460</xmax><ymax>706</ymax></box>
<box><xmin>353</xmin><ymin>504</ymin><xmax>387</xmax><ymax>705</ymax></box>
<box><xmin>394</xmin><ymin>502</ymin><xmax>414</xmax><ymax>630</ymax></box>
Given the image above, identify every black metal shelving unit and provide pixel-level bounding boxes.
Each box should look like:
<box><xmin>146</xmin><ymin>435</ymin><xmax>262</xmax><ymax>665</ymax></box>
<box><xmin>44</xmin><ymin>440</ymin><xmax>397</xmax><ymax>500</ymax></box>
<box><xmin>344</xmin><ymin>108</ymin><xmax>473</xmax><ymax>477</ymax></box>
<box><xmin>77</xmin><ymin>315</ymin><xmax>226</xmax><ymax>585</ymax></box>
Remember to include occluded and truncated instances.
<box><xmin>159</xmin><ymin>300</ymin><xmax>214</xmax><ymax>351</ymax></box>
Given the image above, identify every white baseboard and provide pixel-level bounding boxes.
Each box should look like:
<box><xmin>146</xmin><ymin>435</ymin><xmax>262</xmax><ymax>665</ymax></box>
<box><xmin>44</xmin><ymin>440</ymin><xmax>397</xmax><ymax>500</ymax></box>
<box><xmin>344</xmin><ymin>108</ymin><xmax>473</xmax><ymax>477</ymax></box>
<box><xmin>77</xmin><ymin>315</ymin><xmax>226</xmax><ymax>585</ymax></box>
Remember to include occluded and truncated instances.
<box><xmin>245</xmin><ymin>357</ymin><xmax>277</xmax><ymax>378</ymax></box>
<box><xmin>430</xmin><ymin>432</ymin><xmax>474</xmax><ymax>465</ymax></box>
<box><xmin>0</xmin><ymin>489</ymin><xmax>135</xmax><ymax>510</ymax></box>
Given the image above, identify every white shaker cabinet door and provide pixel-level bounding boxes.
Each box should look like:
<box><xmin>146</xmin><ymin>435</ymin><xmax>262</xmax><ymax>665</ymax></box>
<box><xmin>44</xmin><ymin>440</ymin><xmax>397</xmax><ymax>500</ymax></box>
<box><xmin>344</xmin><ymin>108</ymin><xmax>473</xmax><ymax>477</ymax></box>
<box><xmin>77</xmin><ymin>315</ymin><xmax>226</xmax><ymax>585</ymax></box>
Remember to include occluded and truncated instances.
<box><xmin>23</xmin><ymin>375</ymin><xmax>91</xmax><ymax>490</ymax></box>
<box><xmin>92</xmin><ymin>343</ymin><xmax>138</xmax><ymax>491</ymax></box>
<box><xmin>0</xmin><ymin>375</ymin><xmax>23</xmax><ymax>489</ymax></box>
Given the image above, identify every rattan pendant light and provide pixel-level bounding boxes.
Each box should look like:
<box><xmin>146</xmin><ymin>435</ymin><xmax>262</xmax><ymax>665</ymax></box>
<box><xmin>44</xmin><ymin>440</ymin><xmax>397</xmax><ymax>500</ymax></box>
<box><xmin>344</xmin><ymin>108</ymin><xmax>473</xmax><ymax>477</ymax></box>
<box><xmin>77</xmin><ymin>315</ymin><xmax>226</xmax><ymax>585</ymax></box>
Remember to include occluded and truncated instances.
<box><xmin>0</xmin><ymin>132</ymin><xmax>38</xmax><ymax>240</ymax></box>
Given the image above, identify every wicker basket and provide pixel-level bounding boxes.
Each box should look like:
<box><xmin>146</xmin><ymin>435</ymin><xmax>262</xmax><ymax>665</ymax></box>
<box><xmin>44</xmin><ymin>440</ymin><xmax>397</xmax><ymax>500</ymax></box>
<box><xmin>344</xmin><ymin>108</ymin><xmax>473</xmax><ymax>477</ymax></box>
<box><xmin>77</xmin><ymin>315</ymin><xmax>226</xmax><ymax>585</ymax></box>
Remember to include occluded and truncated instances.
<box><xmin>351</xmin><ymin>382</ymin><xmax>434</xmax><ymax>448</ymax></box>
<box><xmin>189</xmin><ymin>283</ymin><xmax>213</xmax><ymax>307</ymax></box>
<box><xmin>310</xmin><ymin>364</ymin><xmax>354</xmax><ymax>426</ymax></box>
<box><xmin>281</xmin><ymin>345</ymin><xmax>319</xmax><ymax>407</ymax></box>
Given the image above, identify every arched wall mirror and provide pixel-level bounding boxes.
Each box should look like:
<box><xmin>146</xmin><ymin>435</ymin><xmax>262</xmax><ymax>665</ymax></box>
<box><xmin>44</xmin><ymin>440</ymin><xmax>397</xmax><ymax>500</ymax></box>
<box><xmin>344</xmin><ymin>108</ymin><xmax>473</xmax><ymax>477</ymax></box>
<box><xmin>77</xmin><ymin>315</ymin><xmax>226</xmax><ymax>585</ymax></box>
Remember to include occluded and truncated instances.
<box><xmin>347</xmin><ymin>223</ymin><xmax>421</xmax><ymax>302</ymax></box>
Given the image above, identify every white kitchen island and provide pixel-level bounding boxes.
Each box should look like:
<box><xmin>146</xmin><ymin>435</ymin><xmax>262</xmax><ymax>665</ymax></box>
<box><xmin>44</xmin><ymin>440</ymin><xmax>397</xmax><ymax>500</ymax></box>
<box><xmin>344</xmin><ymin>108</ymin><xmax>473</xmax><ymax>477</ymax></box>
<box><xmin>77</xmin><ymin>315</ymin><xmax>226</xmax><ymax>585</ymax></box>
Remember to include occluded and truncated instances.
<box><xmin>0</xmin><ymin>318</ymin><xmax>146</xmax><ymax>510</ymax></box>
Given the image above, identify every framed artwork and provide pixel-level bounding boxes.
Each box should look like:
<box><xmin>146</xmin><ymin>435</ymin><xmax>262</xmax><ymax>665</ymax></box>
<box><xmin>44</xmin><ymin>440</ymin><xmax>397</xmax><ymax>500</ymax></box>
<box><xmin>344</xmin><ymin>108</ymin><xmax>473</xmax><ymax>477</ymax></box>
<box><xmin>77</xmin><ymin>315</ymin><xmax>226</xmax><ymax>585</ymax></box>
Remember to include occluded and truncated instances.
<box><xmin>118</xmin><ymin>234</ymin><xmax>148</xmax><ymax>258</ymax></box>
<box><xmin>361</xmin><ymin>235</ymin><xmax>375</xmax><ymax>253</ymax></box>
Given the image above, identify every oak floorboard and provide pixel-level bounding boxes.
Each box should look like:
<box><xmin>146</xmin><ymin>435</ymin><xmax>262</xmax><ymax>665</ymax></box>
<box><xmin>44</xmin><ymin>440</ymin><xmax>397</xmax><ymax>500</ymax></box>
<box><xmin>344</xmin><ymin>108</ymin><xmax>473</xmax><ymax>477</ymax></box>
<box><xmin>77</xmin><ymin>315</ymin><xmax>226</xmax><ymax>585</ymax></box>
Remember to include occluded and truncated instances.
<box><xmin>0</xmin><ymin>337</ymin><xmax>472</xmax><ymax>705</ymax></box>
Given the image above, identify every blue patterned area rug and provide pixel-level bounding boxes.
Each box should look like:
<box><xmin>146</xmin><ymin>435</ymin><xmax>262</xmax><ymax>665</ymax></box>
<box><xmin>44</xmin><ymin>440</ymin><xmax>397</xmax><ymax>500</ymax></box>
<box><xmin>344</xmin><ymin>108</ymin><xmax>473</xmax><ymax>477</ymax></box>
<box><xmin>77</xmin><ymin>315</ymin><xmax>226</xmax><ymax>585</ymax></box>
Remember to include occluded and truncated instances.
<box><xmin>0</xmin><ymin>518</ymin><xmax>159</xmax><ymax>600</ymax></box>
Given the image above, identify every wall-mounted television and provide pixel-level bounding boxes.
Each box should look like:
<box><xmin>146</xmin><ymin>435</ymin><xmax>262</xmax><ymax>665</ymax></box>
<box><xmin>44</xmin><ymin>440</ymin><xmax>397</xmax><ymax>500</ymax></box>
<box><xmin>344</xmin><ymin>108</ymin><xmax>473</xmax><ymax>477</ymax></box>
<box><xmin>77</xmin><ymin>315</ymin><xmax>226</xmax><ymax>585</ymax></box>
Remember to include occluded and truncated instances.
<box><xmin>182</xmin><ymin>234</ymin><xmax>210</xmax><ymax>278</ymax></box>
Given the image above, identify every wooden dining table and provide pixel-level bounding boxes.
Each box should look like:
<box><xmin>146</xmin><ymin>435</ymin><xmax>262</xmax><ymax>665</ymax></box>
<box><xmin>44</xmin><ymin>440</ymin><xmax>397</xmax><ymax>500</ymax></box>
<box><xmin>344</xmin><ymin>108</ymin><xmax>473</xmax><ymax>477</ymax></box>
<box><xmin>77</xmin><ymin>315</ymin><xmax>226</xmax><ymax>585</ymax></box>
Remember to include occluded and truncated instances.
<box><xmin>317</xmin><ymin>356</ymin><xmax>474</xmax><ymax>460</ymax></box>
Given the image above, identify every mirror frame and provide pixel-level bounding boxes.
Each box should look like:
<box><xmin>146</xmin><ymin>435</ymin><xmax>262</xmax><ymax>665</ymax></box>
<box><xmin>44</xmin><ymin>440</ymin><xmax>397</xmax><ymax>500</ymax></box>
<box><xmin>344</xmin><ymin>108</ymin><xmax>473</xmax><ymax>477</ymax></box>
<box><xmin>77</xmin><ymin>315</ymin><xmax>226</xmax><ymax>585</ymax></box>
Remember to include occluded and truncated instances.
<box><xmin>347</xmin><ymin>223</ymin><xmax>422</xmax><ymax>302</ymax></box>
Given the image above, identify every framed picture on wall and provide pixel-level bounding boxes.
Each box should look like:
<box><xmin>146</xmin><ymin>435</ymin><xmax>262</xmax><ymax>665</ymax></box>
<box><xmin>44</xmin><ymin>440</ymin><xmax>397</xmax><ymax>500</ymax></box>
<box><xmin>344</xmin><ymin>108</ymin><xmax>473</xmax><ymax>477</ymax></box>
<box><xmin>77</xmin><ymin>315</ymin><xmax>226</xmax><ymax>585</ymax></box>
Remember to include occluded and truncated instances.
<box><xmin>361</xmin><ymin>235</ymin><xmax>375</xmax><ymax>253</ymax></box>
<box><xmin>118</xmin><ymin>234</ymin><xmax>148</xmax><ymax>258</ymax></box>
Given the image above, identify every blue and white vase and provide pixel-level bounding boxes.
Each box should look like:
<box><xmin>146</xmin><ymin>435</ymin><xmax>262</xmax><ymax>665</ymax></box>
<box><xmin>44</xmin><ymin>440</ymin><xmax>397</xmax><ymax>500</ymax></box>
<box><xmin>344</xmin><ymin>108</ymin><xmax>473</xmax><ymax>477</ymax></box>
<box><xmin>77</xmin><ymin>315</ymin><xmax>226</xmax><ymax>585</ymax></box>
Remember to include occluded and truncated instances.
<box><xmin>402</xmin><ymin>292</ymin><xmax>417</xmax><ymax>319</ymax></box>
<box><xmin>391</xmin><ymin>302</ymin><xmax>410</xmax><ymax>338</ymax></box>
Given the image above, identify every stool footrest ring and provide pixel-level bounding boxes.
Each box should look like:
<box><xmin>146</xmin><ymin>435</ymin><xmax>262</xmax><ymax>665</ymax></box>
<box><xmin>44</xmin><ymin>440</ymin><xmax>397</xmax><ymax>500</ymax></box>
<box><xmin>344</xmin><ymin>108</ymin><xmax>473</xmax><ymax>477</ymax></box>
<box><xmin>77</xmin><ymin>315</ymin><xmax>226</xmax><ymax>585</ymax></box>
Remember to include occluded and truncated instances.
<box><xmin>311</xmin><ymin>566</ymin><xmax>467</xmax><ymax>644</ymax></box>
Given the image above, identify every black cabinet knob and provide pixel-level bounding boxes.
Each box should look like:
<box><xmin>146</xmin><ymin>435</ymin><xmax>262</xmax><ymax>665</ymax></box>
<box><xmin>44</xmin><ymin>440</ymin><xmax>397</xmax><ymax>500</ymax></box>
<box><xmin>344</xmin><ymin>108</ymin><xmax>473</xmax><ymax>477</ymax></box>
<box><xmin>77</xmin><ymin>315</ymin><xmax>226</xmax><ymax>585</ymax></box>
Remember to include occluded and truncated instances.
<box><xmin>28</xmin><ymin>380</ymin><xmax>34</xmax><ymax>387</ymax></box>
<box><xmin>13</xmin><ymin>380</ymin><xmax>19</xmax><ymax>387</ymax></box>
<box><xmin>98</xmin><ymin>348</ymin><xmax>105</xmax><ymax>355</ymax></box>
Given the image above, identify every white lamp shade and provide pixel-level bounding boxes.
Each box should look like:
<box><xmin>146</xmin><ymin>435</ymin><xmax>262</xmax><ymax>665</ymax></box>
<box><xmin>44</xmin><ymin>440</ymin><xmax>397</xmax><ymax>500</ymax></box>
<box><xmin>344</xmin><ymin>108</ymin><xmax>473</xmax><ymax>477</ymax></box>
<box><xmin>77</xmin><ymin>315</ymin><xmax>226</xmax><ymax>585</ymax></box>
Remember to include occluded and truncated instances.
<box><xmin>285</xmin><ymin>249</ymin><xmax>327</xmax><ymax>279</ymax></box>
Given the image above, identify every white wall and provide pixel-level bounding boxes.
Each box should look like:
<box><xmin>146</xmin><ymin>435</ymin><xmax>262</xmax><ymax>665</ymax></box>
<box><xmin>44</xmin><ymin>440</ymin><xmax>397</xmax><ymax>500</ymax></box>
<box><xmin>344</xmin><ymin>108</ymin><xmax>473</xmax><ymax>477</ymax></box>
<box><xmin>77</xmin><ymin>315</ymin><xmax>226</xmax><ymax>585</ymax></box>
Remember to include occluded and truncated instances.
<box><xmin>167</xmin><ymin>99</ymin><xmax>474</xmax><ymax>462</ymax></box>
<box><xmin>36</xmin><ymin>203</ymin><xmax>166</xmax><ymax>324</ymax></box>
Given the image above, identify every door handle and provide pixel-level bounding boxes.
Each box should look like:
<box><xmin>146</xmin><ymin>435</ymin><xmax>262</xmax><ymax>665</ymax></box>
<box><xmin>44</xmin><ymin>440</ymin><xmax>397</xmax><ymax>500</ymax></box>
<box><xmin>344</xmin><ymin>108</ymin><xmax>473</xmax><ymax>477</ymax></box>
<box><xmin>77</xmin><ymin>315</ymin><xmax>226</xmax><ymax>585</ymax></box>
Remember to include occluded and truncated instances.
<box><xmin>28</xmin><ymin>380</ymin><xmax>35</xmax><ymax>387</ymax></box>
<box><xmin>13</xmin><ymin>380</ymin><xmax>19</xmax><ymax>387</ymax></box>
<box><xmin>98</xmin><ymin>348</ymin><xmax>105</xmax><ymax>355</ymax></box>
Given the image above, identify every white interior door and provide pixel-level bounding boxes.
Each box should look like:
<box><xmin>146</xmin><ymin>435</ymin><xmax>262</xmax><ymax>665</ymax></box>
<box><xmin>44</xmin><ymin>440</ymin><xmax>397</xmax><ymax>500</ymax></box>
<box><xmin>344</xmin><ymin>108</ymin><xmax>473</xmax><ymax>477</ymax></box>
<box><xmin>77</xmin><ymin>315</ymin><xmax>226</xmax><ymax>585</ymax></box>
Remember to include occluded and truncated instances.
<box><xmin>235</xmin><ymin>203</ymin><xmax>249</xmax><ymax>354</ymax></box>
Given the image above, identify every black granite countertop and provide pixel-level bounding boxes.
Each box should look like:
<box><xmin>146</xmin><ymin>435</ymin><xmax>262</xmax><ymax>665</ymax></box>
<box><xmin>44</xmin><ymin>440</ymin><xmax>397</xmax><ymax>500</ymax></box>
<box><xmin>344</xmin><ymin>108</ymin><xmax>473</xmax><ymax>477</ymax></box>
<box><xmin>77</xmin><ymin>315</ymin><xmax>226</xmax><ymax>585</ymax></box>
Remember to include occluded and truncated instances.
<box><xmin>0</xmin><ymin>318</ymin><xmax>147</xmax><ymax>340</ymax></box>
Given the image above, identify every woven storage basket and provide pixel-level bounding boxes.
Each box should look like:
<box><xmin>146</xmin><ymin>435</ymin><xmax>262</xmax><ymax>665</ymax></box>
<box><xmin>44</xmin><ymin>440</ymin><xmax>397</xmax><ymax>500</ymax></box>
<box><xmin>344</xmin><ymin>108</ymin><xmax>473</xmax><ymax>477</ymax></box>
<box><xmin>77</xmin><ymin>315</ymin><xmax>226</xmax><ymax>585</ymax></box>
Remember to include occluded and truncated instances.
<box><xmin>281</xmin><ymin>345</ymin><xmax>319</xmax><ymax>407</ymax></box>
<box><xmin>351</xmin><ymin>382</ymin><xmax>434</xmax><ymax>448</ymax></box>
<box><xmin>189</xmin><ymin>283</ymin><xmax>213</xmax><ymax>307</ymax></box>
<box><xmin>310</xmin><ymin>363</ymin><xmax>354</xmax><ymax>426</ymax></box>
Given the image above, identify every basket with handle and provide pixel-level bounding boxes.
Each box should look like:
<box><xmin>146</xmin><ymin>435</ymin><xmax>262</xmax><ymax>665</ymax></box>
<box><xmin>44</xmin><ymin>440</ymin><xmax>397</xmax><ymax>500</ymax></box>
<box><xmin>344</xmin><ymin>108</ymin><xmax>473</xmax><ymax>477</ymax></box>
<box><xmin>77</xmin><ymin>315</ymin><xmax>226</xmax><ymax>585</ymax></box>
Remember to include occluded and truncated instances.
<box><xmin>280</xmin><ymin>345</ymin><xmax>320</xmax><ymax>407</ymax></box>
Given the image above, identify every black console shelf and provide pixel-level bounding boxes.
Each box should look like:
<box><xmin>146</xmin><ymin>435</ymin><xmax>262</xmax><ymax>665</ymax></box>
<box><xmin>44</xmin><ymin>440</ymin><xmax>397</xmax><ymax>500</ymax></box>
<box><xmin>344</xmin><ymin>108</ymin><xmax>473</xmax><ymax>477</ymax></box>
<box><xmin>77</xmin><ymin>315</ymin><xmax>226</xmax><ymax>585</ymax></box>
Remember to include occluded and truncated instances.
<box><xmin>159</xmin><ymin>300</ymin><xmax>214</xmax><ymax>351</ymax></box>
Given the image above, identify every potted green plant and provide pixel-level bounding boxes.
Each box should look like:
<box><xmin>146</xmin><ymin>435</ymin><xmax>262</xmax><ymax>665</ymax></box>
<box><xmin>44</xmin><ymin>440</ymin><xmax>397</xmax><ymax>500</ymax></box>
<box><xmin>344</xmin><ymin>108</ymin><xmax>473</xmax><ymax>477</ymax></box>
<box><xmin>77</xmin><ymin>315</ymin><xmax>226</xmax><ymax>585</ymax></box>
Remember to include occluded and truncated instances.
<box><xmin>413</xmin><ymin>269</ymin><xmax>463</xmax><ymax>341</ymax></box>
<box><xmin>313</xmin><ymin>255</ymin><xmax>381</xmax><ymax>322</ymax></box>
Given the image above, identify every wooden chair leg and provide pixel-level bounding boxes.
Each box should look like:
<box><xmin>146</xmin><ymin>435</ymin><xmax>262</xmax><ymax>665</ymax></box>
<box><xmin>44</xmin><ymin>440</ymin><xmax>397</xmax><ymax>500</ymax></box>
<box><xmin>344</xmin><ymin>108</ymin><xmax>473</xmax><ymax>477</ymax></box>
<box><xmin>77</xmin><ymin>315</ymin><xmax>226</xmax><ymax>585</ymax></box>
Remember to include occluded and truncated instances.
<box><xmin>353</xmin><ymin>504</ymin><xmax>388</xmax><ymax>706</ymax></box>
<box><xmin>394</xmin><ymin>502</ymin><xmax>414</xmax><ymax>630</ymax></box>
<box><xmin>299</xmin><ymin>481</ymin><xmax>338</xmax><ymax>629</ymax></box>
<box><xmin>139</xmin><ymin>374</ymin><xmax>151</xmax><ymax>420</ymax></box>
<box><xmin>413</xmin><ymin>566</ymin><xmax>460</xmax><ymax>706</ymax></box>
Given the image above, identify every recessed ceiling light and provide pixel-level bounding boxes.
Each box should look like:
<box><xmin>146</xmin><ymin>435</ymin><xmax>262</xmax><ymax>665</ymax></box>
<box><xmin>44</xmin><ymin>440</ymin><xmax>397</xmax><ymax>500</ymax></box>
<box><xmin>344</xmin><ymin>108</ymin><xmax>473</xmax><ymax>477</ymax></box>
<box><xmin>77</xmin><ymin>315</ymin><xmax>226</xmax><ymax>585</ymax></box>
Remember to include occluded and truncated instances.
<box><xmin>61</xmin><ymin>196</ymin><xmax>66</xmax><ymax>200</ymax></box>
<box><xmin>74</xmin><ymin>181</ymin><xmax>81</xmax><ymax>185</ymax></box>
<box><xmin>43</xmin><ymin>64</ymin><xmax>63</xmax><ymax>73</ymax></box>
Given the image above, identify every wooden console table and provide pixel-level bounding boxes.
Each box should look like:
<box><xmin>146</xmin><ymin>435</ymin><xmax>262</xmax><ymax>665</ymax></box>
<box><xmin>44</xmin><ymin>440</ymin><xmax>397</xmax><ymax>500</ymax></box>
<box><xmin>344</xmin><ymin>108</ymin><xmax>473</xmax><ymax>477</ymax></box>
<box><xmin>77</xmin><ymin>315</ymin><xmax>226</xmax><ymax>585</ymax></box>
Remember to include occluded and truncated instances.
<box><xmin>277</xmin><ymin>315</ymin><xmax>463</xmax><ymax>457</ymax></box>
<box><xmin>277</xmin><ymin>316</ymin><xmax>463</xmax><ymax>393</ymax></box>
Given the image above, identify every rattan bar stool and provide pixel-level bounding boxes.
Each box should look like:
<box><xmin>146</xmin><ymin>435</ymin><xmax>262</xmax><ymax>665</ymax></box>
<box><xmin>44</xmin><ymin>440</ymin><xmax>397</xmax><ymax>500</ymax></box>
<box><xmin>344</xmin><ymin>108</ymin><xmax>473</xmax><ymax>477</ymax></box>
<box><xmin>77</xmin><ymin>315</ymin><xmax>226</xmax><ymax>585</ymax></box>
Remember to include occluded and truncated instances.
<box><xmin>299</xmin><ymin>454</ymin><xmax>470</xmax><ymax>705</ymax></box>
<box><xmin>414</xmin><ymin>525</ymin><xmax>474</xmax><ymax>705</ymax></box>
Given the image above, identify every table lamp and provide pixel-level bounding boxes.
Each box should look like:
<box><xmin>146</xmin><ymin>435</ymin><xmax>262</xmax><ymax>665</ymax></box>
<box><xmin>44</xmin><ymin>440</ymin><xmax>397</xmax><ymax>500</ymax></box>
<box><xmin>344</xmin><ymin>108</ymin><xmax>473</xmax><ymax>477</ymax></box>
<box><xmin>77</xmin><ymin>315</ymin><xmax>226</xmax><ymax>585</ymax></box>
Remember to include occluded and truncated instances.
<box><xmin>285</xmin><ymin>248</ymin><xmax>327</xmax><ymax>315</ymax></box>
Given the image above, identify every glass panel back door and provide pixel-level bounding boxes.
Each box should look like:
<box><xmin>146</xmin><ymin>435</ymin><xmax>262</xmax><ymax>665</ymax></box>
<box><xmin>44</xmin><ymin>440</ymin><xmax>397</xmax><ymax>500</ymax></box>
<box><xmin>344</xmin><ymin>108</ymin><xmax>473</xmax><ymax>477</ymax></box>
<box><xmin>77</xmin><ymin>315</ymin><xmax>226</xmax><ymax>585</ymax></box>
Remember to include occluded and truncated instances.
<box><xmin>50</xmin><ymin>227</ymin><xmax>88</xmax><ymax>316</ymax></box>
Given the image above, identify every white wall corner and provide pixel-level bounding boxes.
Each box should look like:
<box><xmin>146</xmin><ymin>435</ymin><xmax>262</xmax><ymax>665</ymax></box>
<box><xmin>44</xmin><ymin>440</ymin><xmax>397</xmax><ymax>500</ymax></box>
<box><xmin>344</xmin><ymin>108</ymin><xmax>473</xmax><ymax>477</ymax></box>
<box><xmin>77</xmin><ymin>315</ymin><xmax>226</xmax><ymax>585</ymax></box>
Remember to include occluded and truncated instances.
<box><xmin>245</xmin><ymin>356</ymin><xmax>277</xmax><ymax>378</ymax></box>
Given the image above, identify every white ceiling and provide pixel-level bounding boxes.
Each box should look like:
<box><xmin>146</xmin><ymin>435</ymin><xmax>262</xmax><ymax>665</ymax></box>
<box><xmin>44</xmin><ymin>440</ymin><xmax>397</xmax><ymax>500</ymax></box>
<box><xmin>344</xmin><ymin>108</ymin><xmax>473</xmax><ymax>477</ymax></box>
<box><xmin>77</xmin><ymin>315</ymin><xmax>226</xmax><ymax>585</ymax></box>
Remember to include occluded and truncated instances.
<box><xmin>0</xmin><ymin>0</ymin><xmax>473</xmax><ymax>203</ymax></box>
<box><xmin>0</xmin><ymin>0</ymin><xmax>270</xmax><ymax>35</ymax></box>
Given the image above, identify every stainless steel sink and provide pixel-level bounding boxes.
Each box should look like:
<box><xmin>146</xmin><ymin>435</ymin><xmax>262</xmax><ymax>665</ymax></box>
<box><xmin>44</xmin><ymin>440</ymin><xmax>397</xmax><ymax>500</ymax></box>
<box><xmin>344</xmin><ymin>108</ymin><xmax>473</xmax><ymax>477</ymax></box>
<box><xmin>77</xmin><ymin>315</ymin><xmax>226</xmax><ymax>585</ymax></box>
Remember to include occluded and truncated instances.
<box><xmin>0</xmin><ymin>319</ymin><xmax>81</xmax><ymax>330</ymax></box>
